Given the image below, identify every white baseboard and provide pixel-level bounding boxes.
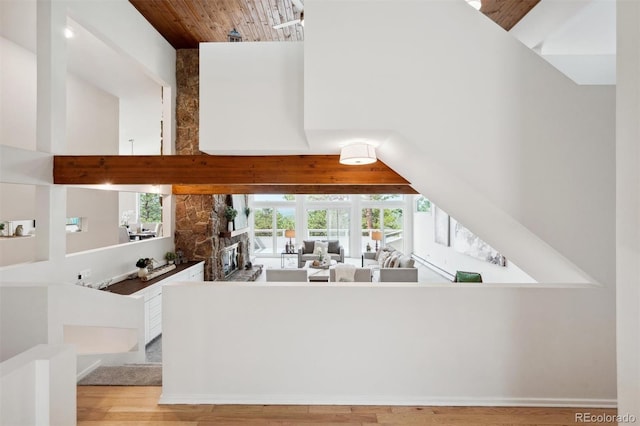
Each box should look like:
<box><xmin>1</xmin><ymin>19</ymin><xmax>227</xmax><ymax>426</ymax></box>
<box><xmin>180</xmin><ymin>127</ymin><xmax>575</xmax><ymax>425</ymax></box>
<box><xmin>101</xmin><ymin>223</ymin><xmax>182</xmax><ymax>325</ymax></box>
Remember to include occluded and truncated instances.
<box><xmin>158</xmin><ymin>393</ymin><xmax>616</xmax><ymax>408</ymax></box>
<box><xmin>76</xmin><ymin>359</ymin><xmax>101</xmax><ymax>382</ymax></box>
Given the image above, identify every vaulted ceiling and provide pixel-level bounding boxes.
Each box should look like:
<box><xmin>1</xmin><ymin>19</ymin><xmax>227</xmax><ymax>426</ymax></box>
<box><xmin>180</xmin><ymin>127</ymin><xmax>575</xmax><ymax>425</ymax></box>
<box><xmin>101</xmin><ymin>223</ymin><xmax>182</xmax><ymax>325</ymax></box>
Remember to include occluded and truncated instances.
<box><xmin>129</xmin><ymin>0</ymin><xmax>540</xmax><ymax>49</ymax></box>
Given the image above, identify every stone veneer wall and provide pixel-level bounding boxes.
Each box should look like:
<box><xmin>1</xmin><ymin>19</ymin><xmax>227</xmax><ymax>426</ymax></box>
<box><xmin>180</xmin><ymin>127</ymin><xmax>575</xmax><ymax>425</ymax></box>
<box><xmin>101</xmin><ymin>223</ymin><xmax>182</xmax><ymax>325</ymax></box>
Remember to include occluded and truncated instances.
<box><xmin>174</xmin><ymin>49</ymin><xmax>249</xmax><ymax>281</ymax></box>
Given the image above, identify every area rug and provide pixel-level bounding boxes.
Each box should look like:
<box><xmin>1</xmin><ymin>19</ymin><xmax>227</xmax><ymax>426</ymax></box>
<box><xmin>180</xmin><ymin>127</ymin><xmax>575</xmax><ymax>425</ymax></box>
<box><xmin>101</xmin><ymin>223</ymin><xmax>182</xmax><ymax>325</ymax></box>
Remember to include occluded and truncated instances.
<box><xmin>78</xmin><ymin>364</ymin><xmax>162</xmax><ymax>386</ymax></box>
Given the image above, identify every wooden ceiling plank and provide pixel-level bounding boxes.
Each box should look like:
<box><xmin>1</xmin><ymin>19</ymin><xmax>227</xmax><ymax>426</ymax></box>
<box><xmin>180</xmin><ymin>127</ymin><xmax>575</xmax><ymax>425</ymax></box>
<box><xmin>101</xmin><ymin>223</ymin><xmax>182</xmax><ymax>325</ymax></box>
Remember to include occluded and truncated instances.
<box><xmin>130</xmin><ymin>0</ymin><xmax>536</xmax><ymax>48</ymax></box>
<box><xmin>173</xmin><ymin>184</ymin><xmax>418</xmax><ymax>195</ymax></box>
<box><xmin>53</xmin><ymin>155</ymin><xmax>411</xmax><ymax>186</ymax></box>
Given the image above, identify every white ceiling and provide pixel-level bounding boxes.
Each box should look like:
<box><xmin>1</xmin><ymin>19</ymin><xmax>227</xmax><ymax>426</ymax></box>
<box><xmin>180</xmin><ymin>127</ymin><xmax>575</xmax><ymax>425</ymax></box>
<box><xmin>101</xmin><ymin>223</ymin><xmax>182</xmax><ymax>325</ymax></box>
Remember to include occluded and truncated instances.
<box><xmin>510</xmin><ymin>0</ymin><xmax>616</xmax><ymax>85</ymax></box>
<box><xmin>0</xmin><ymin>0</ymin><xmax>615</xmax><ymax>130</ymax></box>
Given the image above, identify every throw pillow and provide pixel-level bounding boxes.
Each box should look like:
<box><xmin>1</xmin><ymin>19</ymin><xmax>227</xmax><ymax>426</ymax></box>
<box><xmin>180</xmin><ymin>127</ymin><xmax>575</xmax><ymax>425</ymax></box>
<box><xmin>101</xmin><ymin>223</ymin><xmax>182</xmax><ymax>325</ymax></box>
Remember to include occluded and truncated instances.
<box><xmin>303</xmin><ymin>240</ymin><xmax>315</xmax><ymax>254</ymax></box>
<box><xmin>389</xmin><ymin>253</ymin><xmax>401</xmax><ymax>268</ymax></box>
<box><xmin>383</xmin><ymin>252</ymin><xmax>395</xmax><ymax>268</ymax></box>
<box><xmin>327</xmin><ymin>240</ymin><xmax>340</xmax><ymax>254</ymax></box>
<box><xmin>378</xmin><ymin>251</ymin><xmax>391</xmax><ymax>267</ymax></box>
<box><xmin>398</xmin><ymin>255</ymin><xmax>415</xmax><ymax>268</ymax></box>
<box><xmin>313</xmin><ymin>241</ymin><xmax>329</xmax><ymax>255</ymax></box>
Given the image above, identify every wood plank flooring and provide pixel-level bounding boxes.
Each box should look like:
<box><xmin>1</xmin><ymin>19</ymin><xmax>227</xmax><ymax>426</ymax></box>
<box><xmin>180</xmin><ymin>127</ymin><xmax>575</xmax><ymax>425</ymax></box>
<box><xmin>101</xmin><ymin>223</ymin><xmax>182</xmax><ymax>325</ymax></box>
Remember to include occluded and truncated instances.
<box><xmin>78</xmin><ymin>386</ymin><xmax>618</xmax><ymax>425</ymax></box>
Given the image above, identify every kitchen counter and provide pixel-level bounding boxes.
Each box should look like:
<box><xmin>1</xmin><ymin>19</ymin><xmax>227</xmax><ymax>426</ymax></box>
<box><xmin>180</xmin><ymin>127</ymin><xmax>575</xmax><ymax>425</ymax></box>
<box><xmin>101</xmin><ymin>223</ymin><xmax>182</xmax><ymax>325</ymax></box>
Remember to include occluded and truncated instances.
<box><xmin>103</xmin><ymin>261</ymin><xmax>203</xmax><ymax>295</ymax></box>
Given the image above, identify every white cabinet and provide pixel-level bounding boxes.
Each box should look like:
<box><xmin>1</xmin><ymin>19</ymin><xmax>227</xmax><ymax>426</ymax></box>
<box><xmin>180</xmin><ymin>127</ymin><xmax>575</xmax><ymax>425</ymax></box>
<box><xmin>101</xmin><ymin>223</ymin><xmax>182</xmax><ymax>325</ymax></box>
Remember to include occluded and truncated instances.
<box><xmin>135</xmin><ymin>261</ymin><xmax>204</xmax><ymax>345</ymax></box>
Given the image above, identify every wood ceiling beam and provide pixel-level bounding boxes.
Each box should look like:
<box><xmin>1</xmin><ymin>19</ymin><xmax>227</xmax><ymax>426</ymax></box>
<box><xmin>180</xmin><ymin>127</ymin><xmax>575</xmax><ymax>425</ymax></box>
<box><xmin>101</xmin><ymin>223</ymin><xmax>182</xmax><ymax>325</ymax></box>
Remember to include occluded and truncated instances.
<box><xmin>53</xmin><ymin>155</ymin><xmax>411</xmax><ymax>186</ymax></box>
<box><xmin>172</xmin><ymin>184</ymin><xmax>418</xmax><ymax>195</ymax></box>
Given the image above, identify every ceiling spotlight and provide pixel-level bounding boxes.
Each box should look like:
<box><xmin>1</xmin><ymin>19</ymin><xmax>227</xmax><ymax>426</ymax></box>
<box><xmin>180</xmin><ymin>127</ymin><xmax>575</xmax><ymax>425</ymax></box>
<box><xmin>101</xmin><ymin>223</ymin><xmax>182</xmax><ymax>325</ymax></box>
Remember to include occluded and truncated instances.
<box><xmin>64</xmin><ymin>27</ymin><xmax>74</xmax><ymax>39</ymax></box>
<box><xmin>339</xmin><ymin>142</ymin><xmax>377</xmax><ymax>165</ymax></box>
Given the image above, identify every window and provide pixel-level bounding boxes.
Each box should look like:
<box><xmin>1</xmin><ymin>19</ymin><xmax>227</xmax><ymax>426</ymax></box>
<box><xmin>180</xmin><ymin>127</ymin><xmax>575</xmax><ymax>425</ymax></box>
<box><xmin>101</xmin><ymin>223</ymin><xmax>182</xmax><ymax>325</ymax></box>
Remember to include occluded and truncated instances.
<box><xmin>138</xmin><ymin>193</ymin><xmax>162</xmax><ymax>222</ymax></box>
<box><xmin>253</xmin><ymin>207</ymin><xmax>295</xmax><ymax>254</ymax></box>
<box><xmin>416</xmin><ymin>196</ymin><xmax>431</xmax><ymax>213</ymax></box>
<box><xmin>361</xmin><ymin>207</ymin><xmax>405</xmax><ymax>252</ymax></box>
<box><xmin>306</xmin><ymin>208</ymin><xmax>350</xmax><ymax>254</ymax></box>
<box><xmin>66</xmin><ymin>217</ymin><xmax>84</xmax><ymax>232</ymax></box>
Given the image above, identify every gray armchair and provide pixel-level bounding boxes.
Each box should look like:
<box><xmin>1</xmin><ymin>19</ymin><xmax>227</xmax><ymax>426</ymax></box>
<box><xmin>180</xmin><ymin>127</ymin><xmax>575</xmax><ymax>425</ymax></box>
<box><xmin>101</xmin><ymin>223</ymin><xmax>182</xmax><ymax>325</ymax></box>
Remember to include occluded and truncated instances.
<box><xmin>297</xmin><ymin>240</ymin><xmax>344</xmax><ymax>268</ymax></box>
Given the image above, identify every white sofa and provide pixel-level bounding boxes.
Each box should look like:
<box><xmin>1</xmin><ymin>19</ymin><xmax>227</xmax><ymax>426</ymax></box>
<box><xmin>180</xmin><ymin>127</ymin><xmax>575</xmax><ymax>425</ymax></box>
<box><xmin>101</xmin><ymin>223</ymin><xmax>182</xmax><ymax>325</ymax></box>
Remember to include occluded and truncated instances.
<box><xmin>297</xmin><ymin>240</ymin><xmax>344</xmax><ymax>268</ymax></box>
<box><xmin>362</xmin><ymin>247</ymin><xmax>418</xmax><ymax>282</ymax></box>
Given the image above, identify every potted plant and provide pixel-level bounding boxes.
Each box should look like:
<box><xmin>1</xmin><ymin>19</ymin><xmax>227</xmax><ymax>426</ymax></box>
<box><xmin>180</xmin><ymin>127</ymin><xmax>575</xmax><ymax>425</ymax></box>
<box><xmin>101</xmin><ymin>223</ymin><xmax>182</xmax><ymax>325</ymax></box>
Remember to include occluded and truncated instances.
<box><xmin>165</xmin><ymin>251</ymin><xmax>177</xmax><ymax>265</ymax></box>
<box><xmin>225</xmin><ymin>206</ymin><xmax>238</xmax><ymax>231</ymax></box>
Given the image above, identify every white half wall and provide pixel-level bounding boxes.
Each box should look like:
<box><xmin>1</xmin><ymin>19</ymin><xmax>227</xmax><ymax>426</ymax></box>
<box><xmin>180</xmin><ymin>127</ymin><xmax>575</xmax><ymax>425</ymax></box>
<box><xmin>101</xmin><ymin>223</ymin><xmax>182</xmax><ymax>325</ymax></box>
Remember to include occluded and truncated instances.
<box><xmin>162</xmin><ymin>282</ymin><xmax>616</xmax><ymax>406</ymax></box>
<box><xmin>0</xmin><ymin>344</ymin><xmax>76</xmax><ymax>426</ymax></box>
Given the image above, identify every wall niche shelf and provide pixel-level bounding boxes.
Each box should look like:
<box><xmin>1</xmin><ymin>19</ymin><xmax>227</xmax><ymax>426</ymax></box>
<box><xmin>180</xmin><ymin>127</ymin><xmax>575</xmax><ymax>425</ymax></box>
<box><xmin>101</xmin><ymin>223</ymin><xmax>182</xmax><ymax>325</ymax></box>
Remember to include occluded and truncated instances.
<box><xmin>219</xmin><ymin>227</ymin><xmax>249</xmax><ymax>238</ymax></box>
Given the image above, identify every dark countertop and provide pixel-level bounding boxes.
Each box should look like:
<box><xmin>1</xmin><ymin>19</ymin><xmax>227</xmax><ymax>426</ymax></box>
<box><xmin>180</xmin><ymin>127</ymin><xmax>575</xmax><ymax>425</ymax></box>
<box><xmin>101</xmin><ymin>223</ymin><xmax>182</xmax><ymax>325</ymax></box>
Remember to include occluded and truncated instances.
<box><xmin>103</xmin><ymin>261</ymin><xmax>202</xmax><ymax>296</ymax></box>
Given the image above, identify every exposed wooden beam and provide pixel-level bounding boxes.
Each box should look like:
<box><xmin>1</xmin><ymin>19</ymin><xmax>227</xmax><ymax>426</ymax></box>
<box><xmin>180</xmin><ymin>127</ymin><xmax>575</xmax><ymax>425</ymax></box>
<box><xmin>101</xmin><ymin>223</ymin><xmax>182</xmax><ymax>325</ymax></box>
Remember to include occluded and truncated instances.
<box><xmin>172</xmin><ymin>184</ymin><xmax>418</xmax><ymax>195</ymax></box>
<box><xmin>53</xmin><ymin>155</ymin><xmax>411</xmax><ymax>186</ymax></box>
<box><xmin>480</xmin><ymin>0</ymin><xmax>541</xmax><ymax>31</ymax></box>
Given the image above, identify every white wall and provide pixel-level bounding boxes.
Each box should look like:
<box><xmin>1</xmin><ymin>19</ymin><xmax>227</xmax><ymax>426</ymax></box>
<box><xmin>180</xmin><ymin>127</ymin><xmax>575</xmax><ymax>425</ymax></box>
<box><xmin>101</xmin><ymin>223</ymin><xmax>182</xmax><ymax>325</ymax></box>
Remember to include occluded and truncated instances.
<box><xmin>0</xmin><ymin>38</ymin><xmax>36</xmax><ymax>151</ymax></box>
<box><xmin>0</xmin><ymin>0</ymin><xmax>176</xmax><ymax>283</ymax></box>
<box><xmin>162</xmin><ymin>282</ymin><xmax>616</xmax><ymax>406</ymax></box>
<box><xmin>413</xmin><ymin>209</ymin><xmax>534</xmax><ymax>283</ymax></box>
<box><xmin>616</xmin><ymin>0</ymin><xmax>640</xmax><ymax>419</ymax></box>
<box><xmin>304</xmin><ymin>0</ymin><xmax>615</xmax><ymax>286</ymax></box>
<box><xmin>197</xmin><ymin>0</ymin><xmax>615</xmax><ymax>285</ymax></box>
<box><xmin>200</xmin><ymin>42</ymin><xmax>305</xmax><ymax>154</ymax></box>
<box><xmin>66</xmin><ymin>188</ymin><xmax>119</xmax><ymax>254</ymax></box>
<box><xmin>66</xmin><ymin>74</ymin><xmax>119</xmax><ymax>155</ymax></box>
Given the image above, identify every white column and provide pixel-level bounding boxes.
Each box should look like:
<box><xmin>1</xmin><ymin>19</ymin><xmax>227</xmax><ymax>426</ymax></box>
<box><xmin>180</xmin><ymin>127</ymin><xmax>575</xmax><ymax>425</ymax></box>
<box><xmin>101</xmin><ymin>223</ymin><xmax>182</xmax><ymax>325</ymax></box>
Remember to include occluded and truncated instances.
<box><xmin>616</xmin><ymin>0</ymin><xmax>640</xmax><ymax>419</ymax></box>
<box><xmin>35</xmin><ymin>0</ymin><xmax>68</xmax><ymax>263</ymax></box>
<box><xmin>36</xmin><ymin>0</ymin><xmax>66</xmax><ymax>154</ymax></box>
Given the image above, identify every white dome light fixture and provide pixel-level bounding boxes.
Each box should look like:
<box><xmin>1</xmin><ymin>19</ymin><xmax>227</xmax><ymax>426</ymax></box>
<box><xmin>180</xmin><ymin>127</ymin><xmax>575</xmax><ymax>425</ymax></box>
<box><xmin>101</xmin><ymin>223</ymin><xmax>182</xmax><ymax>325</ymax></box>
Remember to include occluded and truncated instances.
<box><xmin>339</xmin><ymin>142</ymin><xmax>377</xmax><ymax>165</ymax></box>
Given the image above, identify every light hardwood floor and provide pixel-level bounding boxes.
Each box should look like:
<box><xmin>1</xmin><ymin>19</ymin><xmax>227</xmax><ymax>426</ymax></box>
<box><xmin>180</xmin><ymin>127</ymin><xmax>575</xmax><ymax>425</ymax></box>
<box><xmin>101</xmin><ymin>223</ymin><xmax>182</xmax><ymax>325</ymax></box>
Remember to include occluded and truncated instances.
<box><xmin>78</xmin><ymin>386</ymin><xmax>618</xmax><ymax>425</ymax></box>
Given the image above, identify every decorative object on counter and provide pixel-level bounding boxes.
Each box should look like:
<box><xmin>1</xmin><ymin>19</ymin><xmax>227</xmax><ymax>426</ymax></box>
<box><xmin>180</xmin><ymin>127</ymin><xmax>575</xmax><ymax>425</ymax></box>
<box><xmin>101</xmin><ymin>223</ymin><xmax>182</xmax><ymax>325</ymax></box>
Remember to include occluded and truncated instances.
<box><xmin>13</xmin><ymin>224</ymin><xmax>24</xmax><ymax>236</ymax></box>
<box><xmin>165</xmin><ymin>251</ymin><xmax>177</xmax><ymax>265</ymax></box>
<box><xmin>141</xmin><ymin>263</ymin><xmax>176</xmax><ymax>282</ymax></box>
<box><xmin>136</xmin><ymin>258</ymin><xmax>152</xmax><ymax>278</ymax></box>
<box><xmin>175</xmin><ymin>249</ymin><xmax>184</xmax><ymax>265</ymax></box>
<box><xmin>225</xmin><ymin>206</ymin><xmax>238</xmax><ymax>232</ymax></box>
<box><xmin>366</xmin><ymin>242</ymin><xmax>372</xmax><ymax>252</ymax></box>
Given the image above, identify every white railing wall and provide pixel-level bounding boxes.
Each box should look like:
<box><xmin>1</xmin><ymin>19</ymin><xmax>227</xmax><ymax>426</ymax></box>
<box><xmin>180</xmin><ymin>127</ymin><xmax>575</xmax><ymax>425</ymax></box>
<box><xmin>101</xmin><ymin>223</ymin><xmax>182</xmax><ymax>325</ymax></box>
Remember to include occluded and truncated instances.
<box><xmin>0</xmin><ymin>284</ymin><xmax>145</xmax><ymax>375</ymax></box>
<box><xmin>0</xmin><ymin>344</ymin><xmax>76</xmax><ymax>426</ymax></box>
<box><xmin>162</xmin><ymin>282</ymin><xmax>616</xmax><ymax>406</ymax></box>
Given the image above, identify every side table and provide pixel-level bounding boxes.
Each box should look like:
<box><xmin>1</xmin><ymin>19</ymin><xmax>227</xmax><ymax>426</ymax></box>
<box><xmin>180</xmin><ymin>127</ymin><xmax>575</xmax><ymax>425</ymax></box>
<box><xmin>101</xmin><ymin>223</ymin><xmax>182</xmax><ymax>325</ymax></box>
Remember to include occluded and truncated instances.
<box><xmin>281</xmin><ymin>251</ymin><xmax>298</xmax><ymax>268</ymax></box>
